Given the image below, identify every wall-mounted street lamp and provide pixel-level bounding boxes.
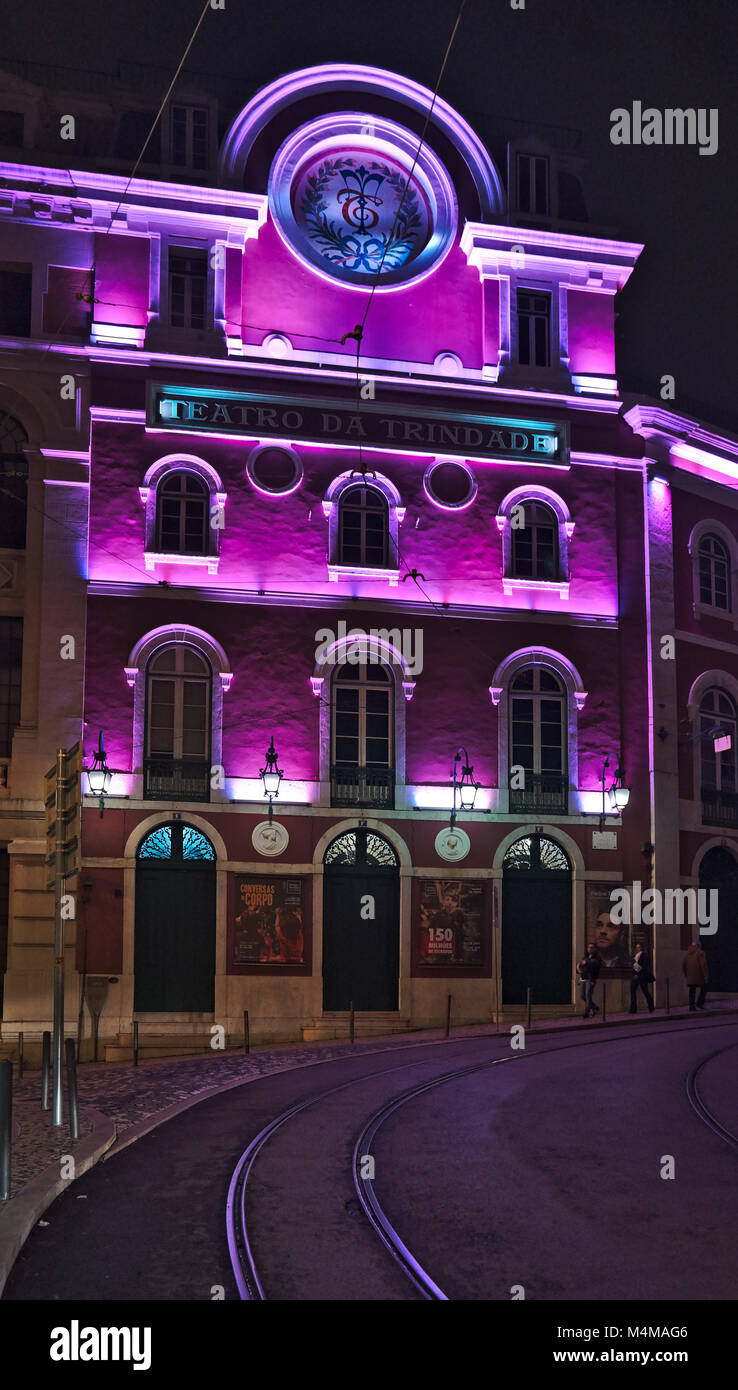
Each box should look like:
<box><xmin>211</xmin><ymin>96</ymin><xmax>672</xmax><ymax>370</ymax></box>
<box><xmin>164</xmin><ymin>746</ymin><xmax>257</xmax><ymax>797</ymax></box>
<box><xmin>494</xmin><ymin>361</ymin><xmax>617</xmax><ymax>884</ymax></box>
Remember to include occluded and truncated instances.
<box><xmin>600</xmin><ymin>755</ymin><xmax>630</xmax><ymax>828</ymax></box>
<box><xmin>86</xmin><ymin>731</ymin><xmax>113</xmax><ymax>818</ymax></box>
<box><xmin>450</xmin><ymin>746</ymin><xmax>479</xmax><ymax>828</ymax></box>
<box><xmin>260</xmin><ymin>737</ymin><xmax>284</xmax><ymax>822</ymax></box>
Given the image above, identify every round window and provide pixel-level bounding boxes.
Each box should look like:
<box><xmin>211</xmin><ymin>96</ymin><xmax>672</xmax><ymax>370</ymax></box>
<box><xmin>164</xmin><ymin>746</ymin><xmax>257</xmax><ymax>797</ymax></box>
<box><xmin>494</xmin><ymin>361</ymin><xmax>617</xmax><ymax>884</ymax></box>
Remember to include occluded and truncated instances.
<box><xmin>423</xmin><ymin>460</ymin><xmax>477</xmax><ymax>510</ymax></box>
<box><xmin>246</xmin><ymin>446</ymin><xmax>303</xmax><ymax>496</ymax></box>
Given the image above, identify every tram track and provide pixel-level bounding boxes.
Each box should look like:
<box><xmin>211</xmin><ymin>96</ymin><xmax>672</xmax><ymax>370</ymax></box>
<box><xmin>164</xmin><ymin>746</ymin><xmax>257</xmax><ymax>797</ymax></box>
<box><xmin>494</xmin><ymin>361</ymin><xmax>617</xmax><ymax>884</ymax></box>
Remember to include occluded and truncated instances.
<box><xmin>227</xmin><ymin>1014</ymin><xmax>738</xmax><ymax>1301</ymax></box>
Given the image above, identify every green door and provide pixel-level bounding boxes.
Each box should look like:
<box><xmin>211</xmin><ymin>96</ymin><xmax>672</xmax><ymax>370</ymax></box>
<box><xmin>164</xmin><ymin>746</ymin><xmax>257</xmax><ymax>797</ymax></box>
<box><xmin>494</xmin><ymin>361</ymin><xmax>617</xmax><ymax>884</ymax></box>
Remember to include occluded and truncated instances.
<box><xmin>134</xmin><ymin>822</ymin><xmax>216</xmax><ymax>1012</ymax></box>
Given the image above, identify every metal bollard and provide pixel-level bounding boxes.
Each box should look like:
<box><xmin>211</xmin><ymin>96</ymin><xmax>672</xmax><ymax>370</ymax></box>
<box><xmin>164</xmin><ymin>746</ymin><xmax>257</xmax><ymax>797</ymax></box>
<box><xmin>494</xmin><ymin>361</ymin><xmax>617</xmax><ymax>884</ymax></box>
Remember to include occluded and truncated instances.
<box><xmin>133</xmin><ymin>1020</ymin><xmax>139</xmax><ymax>1068</ymax></box>
<box><xmin>665</xmin><ymin>977</ymin><xmax>670</xmax><ymax>1016</ymax></box>
<box><xmin>601</xmin><ymin>979</ymin><xmax>607</xmax><ymax>1023</ymax></box>
<box><xmin>41</xmin><ymin>1031</ymin><xmax>51</xmax><ymax>1111</ymax></box>
<box><xmin>445</xmin><ymin>994</ymin><xmax>452</xmax><ymax>1039</ymax></box>
<box><xmin>243</xmin><ymin>1010</ymin><xmax>250</xmax><ymax>1055</ymax></box>
<box><xmin>0</xmin><ymin>1059</ymin><xmax>12</xmax><ymax>1202</ymax></box>
<box><xmin>526</xmin><ymin>987</ymin><xmax>532</xmax><ymax>1031</ymax></box>
<box><xmin>349</xmin><ymin>999</ymin><xmax>355</xmax><ymax>1046</ymax></box>
<box><xmin>17</xmin><ymin>1031</ymin><xmax>23</xmax><ymax>1083</ymax></box>
<box><xmin>65</xmin><ymin>1038</ymin><xmax>79</xmax><ymax>1142</ymax></box>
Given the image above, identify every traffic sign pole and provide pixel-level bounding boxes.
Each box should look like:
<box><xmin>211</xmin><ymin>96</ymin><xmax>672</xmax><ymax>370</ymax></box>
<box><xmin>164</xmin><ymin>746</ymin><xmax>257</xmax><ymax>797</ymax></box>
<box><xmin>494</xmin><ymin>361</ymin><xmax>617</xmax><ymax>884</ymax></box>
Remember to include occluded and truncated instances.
<box><xmin>52</xmin><ymin>746</ymin><xmax>65</xmax><ymax>1127</ymax></box>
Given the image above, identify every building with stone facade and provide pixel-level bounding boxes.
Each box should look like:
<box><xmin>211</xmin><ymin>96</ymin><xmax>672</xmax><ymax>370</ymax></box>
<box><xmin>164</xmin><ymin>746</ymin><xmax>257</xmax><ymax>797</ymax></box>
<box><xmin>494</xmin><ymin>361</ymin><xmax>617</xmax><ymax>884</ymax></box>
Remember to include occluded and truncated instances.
<box><xmin>0</xmin><ymin>61</ymin><xmax>736</xmax><ymax>1057</ymax></box>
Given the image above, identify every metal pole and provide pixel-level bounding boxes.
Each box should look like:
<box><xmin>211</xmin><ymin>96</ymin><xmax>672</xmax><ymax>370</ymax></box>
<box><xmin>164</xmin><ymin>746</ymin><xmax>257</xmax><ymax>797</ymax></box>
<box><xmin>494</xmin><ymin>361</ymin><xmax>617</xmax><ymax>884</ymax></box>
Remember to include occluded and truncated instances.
<box><xmin>41</xmin><ymin>1031</ymin><xmax>51</xmax><ymax>1111</ymax></box>
<box><xmin>493</xmin><ymin>886</ymin><xmax>500</xmax><ymax>1032</ymax></box>
<box><xmin>243</xmin><ymin>1010</ymin><xmax>250</xmax><ymax>1055</ymax></box>
<box><xmin>65</xmin><ymin>1038</ymin><xmax>79</xmax><ymax>1142</ymax></box>
<box><xmin>445</xmin><ymin>993</ymin><xmax>452</xmax><ymax>1039</ymax></box>
<box><xmin>133</xmin><ymin>1020</ymin><xmax>139</xmax><ymax>1067</ymax></box>
<box><xmin>526</xmin><ymin>987</ymin><xmax>532</xmax><ymax>1031</ymax></box>
<box><xmin>17</xmin><ymin>1031</ymin><xmax>23</xmax><ymax>1082</ymax></box>
<box><xmin>665</xmin><ymin>977</ymin><xmax>670</xmax><ymax>1015</ymax></box>
<box><xmin>52</xmin><ymin>746</ymin><xmax>65</xmax><ymax>1127</ymax></box>
<box><xmin>92</xmin><ymin>1013</ymin><xmax>100</xmax><ymax>1065</ymax></box>
<box><xmin>349</xmin><ymin>999</ymin><xmax>355</xmax><ymax>1046</ymax></box>
<box><xmin>601</xmin><ymin>978</ymin><xmax>607</xmax><ymax>1023</ymax></box>
<box><xmin>0</xmin><ymin>1060</ymin><xmax>11</xmax><ymax>1201</ymax></box>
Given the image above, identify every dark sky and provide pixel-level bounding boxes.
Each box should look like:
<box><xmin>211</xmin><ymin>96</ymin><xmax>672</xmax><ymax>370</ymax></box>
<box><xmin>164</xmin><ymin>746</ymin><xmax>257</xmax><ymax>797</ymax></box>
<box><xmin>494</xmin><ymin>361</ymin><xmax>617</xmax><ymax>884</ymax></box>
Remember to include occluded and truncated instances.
<box><xmin>7</xmin><ymin>0</ymin><xmax>738</xmax><ymax>431</ymax></box>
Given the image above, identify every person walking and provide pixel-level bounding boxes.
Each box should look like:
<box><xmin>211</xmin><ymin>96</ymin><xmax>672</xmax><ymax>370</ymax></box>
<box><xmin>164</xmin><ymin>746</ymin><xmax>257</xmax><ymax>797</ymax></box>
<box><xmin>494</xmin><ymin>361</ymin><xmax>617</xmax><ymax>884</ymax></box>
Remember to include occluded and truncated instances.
<box><xmin>683</xmin><ymin>941</ymin><xmax>709</xmax><ymax>1011</ymax></box>
<box><xmin>577</xmin><ymin>943</ymin><xmax>602</xmax><ymax>1019</ymax></box>
<box><xmin>630</xmin><ymin>943</ymin><xmax>655</xmax><ymax>1013</ymax></box>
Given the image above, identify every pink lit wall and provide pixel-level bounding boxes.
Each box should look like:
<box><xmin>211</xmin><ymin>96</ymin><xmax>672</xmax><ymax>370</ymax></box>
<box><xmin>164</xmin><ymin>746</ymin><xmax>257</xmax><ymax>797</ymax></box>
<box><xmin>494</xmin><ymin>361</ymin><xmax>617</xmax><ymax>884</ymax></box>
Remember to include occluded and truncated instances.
<box><xmin>567</xmin><ymin>289</ymin><xmax>616</xmax><ymax>377</ymax></box>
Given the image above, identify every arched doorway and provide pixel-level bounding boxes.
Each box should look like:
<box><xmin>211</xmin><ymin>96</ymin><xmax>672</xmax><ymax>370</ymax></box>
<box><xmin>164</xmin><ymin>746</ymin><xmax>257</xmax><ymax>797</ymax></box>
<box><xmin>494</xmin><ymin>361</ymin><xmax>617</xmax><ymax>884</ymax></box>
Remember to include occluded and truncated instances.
<box><xmin>501</xmin><ymin>832</ymin><xmax>572</xmax><ymax>1004</ymax></box>
<box><xmin>323</xmin><ymin>828</ymin><xmax>399</xmax><ymax>1011</ymax></box>
<box><xmin>134</xmin><ymin>822</ymin><xmax>216</xmax><ymax>1012</ymax></box>
<box><xmin>699</xmin><ymin>846</ymin><xmax>738</xmax><ymax>990</ymax></box>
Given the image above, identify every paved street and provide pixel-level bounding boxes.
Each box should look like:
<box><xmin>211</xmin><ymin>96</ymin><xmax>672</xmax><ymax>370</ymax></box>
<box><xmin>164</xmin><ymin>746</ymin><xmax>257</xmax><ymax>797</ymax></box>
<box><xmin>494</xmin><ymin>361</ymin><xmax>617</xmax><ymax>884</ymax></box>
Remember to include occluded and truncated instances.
<box><xmin>4</xmin><ymin>1016</ymin><xmax>737</xmax><ymax>1301</ymax></box>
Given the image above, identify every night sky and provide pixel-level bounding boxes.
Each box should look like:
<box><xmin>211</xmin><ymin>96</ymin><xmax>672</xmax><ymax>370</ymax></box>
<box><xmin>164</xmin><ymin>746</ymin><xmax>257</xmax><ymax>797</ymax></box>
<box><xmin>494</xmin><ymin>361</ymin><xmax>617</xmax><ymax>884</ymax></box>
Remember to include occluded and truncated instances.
<box><xmin>7</xmin><ymin>0</ymin><xmax>738</xmax><ymax>429</ymax></box>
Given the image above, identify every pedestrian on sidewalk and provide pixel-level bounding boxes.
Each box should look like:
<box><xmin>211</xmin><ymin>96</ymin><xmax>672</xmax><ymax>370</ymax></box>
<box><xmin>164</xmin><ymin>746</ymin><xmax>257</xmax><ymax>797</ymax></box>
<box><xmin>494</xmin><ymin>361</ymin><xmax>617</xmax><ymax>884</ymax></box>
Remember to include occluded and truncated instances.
<box><xmin>629</xmin><ymin>943</ymin><xmax>655</xmax><ymax>1013</ymax></box>
<box><xmin>683</xmin><ymin>941</ymin><xmax>709</xmax><ymax>1011</ymax></box>
<box><xmin>577</xmin><ymin>943</ymin><xmax>602</xmax><ymax>1018</ymax></box>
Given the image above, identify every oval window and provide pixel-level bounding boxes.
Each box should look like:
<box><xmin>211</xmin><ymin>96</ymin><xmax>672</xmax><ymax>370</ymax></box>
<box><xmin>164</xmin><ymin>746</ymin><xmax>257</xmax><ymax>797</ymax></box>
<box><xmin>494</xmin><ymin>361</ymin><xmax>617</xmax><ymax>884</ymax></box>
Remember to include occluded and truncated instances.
<box><xmin>423</xmin><ymin>460</ymin><xmax>477</xmax><ymax>510</ymax></box>
<box><xmin>246</xmin><ymin>446</ymin><xmax>303</xmax><ymax>496</ymax></box>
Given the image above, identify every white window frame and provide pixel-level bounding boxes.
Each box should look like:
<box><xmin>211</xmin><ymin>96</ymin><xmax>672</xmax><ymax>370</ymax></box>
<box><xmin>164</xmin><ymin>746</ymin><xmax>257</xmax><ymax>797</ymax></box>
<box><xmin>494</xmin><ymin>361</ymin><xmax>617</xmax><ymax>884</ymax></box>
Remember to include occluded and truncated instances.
<box><xmin>139</xmin><ymin>454</ymin><xmax>225</xmax><ymax>574</ymax></box>
<box><xmin>489</xmin><ymin>647</ymin><xmax>587</xmax><ymax>814</ymax></box>
<box><xmin>146</xmin><ymin>645</ymin><xmax>212</xmax><ymax>762</ymax></box>
<box><xmin>496</xmin><ymin>484</ymin><xmax>573</xmax><ymax>598</ymax></box>
<box><xmin>323</xmin><ymin>471</ymin><xmax>404</xmax><ymax>586</ymax></box>
<box><xmin>688</xmin><ymin>518</ymin><xmax>738</xmax><ymax>627</ymax></box>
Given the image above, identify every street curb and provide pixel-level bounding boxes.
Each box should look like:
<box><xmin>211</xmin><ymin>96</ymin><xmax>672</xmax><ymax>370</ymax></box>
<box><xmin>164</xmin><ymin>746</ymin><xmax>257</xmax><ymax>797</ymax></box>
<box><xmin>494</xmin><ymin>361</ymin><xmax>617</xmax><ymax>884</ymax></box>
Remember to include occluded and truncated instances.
<box><xmin>0</xmin><ymin>1108</ymin><xmax>117</xmax><ymax>1298</ymax></box>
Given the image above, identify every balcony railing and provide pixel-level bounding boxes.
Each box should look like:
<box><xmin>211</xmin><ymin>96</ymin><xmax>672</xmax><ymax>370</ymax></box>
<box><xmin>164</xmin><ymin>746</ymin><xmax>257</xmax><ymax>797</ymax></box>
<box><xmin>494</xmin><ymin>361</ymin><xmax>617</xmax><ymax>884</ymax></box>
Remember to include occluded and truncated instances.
<box><xmin>143</xmin><ymin>758</ymin><xmax>210</xmax><ymax>802</ymax></box>
<box><xmin>331</xmin><ymin>764</ymin><xmax>395</xmax><ymax>809</ymax></box>
<box><xmin>509</xmin><ymin>771</ymin><xmax>568</xmax><ymax>815</ymax></box>
<box><xmin>702</xmin><ymin>786</ymin><xmax>738</xmax><ymax>828</ymax></box>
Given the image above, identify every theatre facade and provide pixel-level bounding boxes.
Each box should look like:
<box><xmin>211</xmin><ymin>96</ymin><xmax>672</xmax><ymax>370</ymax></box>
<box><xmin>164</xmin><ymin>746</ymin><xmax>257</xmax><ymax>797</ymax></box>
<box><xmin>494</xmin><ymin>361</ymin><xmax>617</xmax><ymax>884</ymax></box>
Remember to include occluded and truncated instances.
<box><xmin>1</xmin><ymin>62</ymin><xmax>738</xmax><ymax>1052</ymax></box>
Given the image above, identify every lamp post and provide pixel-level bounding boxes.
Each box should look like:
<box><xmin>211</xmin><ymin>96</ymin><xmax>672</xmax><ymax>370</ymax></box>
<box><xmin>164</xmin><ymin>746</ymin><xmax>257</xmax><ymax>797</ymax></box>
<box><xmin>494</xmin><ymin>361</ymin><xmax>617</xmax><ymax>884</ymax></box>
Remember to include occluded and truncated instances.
<box><xmin>260</xmin><ymin>737</ymin><xmax>283</xmax><ymax>823</ymax></box>
<box><xmin>450</xmin><ymin>746</ymin><xmax>478</xmax><ymax>828</ymax></box>
<box><xmin>600</xmin><ymin>756</ymin><xmax>630</xmax><ymax>828</ymax></box>
<box><xmin>86</xmin><ymin>732</ymin><xmax>112</xmax><ymax>818</ymax></box>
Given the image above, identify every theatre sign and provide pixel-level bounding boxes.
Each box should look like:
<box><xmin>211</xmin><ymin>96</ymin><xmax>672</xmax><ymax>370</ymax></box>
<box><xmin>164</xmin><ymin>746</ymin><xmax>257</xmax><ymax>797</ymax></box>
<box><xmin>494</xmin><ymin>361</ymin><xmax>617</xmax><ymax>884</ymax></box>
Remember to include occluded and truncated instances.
<box><xmin>147</xmin><ymin>383</ymin><xmax>568</xmax><ymax>465</ymax></box>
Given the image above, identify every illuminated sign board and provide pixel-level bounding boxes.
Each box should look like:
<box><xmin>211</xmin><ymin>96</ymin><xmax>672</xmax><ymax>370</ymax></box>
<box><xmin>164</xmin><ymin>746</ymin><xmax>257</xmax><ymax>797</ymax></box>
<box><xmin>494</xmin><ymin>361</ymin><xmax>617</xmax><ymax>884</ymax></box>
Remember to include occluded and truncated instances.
<box><xmin>147</xmin><ymin>384</ymin><xmax>568</xmax><ymax>465</ymax></box>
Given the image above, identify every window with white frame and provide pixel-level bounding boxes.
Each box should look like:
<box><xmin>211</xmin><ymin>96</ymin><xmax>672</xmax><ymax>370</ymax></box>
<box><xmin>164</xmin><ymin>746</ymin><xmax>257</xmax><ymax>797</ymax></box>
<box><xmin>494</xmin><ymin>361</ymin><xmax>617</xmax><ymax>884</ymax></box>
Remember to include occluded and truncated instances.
<box><xmin>511</xmin><ymin>500</ymin><xmax>559</xmax><ymax>581</ymax></box>
<box><xmin>516</xmin><ymin>289</ymin><xmax>551</xmax><ymax>368</ymax></box>
<box><xmin>509</xmin><ymin>666</ymin><xmax>568</xmax><ymax>813</ymax></box>
<box><xmin>331</xmin><ymin>659</ymin><xmax>394</xmax><ymax>808</ymax></box>
<box><xmin>156</xmin><ymin>471</ymin><xmax>209</xmax><ymax>555</ymax></box>
<box><xmin>698</xmin><ymin>534</ymin><xmax>731</xmax><ymax>612</ymax></box>
<box><xmin>338</xmin><ymin>484</ymin><xmax>389</xmax><ymax>568</ymax></box>
<box><xmin>168</xmin><ymin>249</ymin><xmax>207</xmax><ymax>330</ymax></box>
<box><xmin>144</xmin><ymin>645</ymin><xmax>212</xmax><ymax>802</ymax></box>
<box><xmin>700</xmin><ymin>688</ymin><xmax>737</xmax><ymax>794</ymax></box>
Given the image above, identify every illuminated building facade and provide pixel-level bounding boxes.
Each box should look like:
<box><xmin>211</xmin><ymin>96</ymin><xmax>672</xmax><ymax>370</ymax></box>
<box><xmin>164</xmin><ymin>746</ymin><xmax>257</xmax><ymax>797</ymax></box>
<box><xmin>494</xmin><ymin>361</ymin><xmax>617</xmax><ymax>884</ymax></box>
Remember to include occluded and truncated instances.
<box><xmin>0</xmin><ymin>62</ymin><xmax>736</xmax><ymax>1052</ymax></box>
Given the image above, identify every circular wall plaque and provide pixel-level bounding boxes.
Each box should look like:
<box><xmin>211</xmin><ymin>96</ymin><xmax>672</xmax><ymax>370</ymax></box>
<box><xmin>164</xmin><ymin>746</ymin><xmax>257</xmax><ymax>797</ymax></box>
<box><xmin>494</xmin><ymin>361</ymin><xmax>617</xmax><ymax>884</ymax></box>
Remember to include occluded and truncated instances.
<box><xmin>435</xmin><ymin>827</ymin><xmax>470</xmax><ymax>862</ymax></box>
<box><xmin>252</xmin><ymin>821</ymin><xmax>290</xmax><ymax>857</ymax></box>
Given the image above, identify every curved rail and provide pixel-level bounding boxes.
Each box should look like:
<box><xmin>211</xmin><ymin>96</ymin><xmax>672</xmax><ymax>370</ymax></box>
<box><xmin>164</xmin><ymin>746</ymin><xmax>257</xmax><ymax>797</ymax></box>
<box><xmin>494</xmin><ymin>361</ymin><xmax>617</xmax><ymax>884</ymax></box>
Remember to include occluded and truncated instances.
<box><xmin>685</xmin><ymin>1038</ymin><xmax>738</xmax><ymax>1152</ymax></box>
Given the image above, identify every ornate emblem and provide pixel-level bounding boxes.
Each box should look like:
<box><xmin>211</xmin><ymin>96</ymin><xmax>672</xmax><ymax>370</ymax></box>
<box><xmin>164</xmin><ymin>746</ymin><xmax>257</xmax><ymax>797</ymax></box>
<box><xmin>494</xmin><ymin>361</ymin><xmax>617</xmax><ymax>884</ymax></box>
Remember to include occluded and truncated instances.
<box><xmin>300</xmin><ymin>157</ymin><xmax>425</xmax><ymax>275</ymax></box>
<box><xmin>252</xmin><ymin>820</ymin><xmax>289</xmax><ymax>857</ymax></box>
<box><xmin>435</xmin><ymin>827</ymin><xmax>471</xmax><ymax>863</ymax></box>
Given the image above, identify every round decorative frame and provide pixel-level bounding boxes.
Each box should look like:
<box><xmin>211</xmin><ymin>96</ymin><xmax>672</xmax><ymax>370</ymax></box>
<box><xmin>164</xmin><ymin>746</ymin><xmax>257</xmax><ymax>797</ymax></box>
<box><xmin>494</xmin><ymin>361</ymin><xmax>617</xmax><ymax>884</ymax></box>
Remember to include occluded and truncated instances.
<box><xmin>434</xmin><ymin>826</ymin><xmax>471</xmax><ymax>862</ymax></box>
<box><xmin>245</xmin><ymin>443</ymin><xmax>304</xmax><ymax>497</ymax></box>
<box><xmin>423</xmin><ymin>459</ymin><xmax>478</xmax><ymax>511</ymax></box>
<box><xmin>268</xmin><ymin>112</ymin><xmax>458</xmax><ymax>291</ymax></box>
<box><xmin>252</xmin><ymin>821</ymin><xmax>290</xmax><ymax>856</ymax></box>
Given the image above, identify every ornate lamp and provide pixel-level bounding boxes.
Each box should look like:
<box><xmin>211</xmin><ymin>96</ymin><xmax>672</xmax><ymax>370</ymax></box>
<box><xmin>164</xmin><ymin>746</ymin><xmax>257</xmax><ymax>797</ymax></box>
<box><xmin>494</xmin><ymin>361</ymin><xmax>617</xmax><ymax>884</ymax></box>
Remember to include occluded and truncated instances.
<box><xmin>87</xmin><ymin>731</ymin><xmax>112</xmax><ymax>818</ymax></box>
<box><xmin>260</xmin><ymin>737</ymin><xmax>284</xmax><ymax>822</ymax></box>
<box><xmin>600</xmin><ymin>756</ymin><xmax>630</xmax><ymax>826</ymax></box>
<box><xmin>451</xmin><ymin>747</ymin><xmax>479</xmax><ymax>827</ymax></box>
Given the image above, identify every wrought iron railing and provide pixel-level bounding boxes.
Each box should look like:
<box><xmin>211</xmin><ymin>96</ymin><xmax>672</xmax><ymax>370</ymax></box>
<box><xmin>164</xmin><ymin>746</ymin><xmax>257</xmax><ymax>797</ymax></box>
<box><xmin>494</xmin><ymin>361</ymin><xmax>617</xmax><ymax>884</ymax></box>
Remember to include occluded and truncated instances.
<box><xmin>508</xmin><ymin>771</ymin><xmax>568</xmax><ymax>814</ymax></box>
<box><xmin>143</xmin><ymin>758</ymin><xmax>210</xmax><ymax>802</ymax></box>
<box><xmin>330</xmin><ymin>765</ymin><xmax>395</xmax><ymax>809</ymax></box>
<box><xmin>702</xmin><ymin>786</ymin><xmax>738</xmax><ymax>828</ymax></box>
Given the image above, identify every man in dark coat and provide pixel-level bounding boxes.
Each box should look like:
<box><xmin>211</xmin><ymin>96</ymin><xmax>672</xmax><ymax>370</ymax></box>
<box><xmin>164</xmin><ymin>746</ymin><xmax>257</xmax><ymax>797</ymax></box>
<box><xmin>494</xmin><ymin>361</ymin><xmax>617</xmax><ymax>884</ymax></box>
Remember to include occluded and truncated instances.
<box><xmin>630</xmin><ymin>944</ymin><xmax>655</xmax><ymax>1013</ymax></box>
<box><xmin>577</xmin><ymin>943</ymin><xmax>602</xmax><ymax>1019</ymax></box>
<box><xmin>683</xmin><ymin>942</ymin><xmax>709</xmax><ymax>1011</ymax></box>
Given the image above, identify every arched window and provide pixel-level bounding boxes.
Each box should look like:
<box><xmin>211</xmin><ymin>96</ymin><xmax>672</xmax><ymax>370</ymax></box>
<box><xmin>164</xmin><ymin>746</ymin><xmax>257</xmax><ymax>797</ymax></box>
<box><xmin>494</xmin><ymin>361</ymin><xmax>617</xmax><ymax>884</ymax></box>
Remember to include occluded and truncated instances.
<box><xmin>509</xmin><ymin>666</ymin><xmax>568</xmax><ymax>812</ymax></box>
<box><xmin>331</xmin><ymin>660</ymin><xmax>394</xmax><ymax>807</ymax></box>
<box><xmin>0</xmin><ymin>411</ymin><xmax>28</xmax><ymax>550</ymax></box>
<box><xmin>137</xmin><ymin>822</ymin><xmax>216</xmax><ymax>859</ymax></box>
<box><xmin>338</xmin><ymin>484</ymin><xmax>389</xmax><ymax>568</ymax></box>
<box><xmin>700</xmin><ymin>688</ymin><xmax>737</xmax><ymax>807</ymax></box>
<box><xmin>511</xmin><ymin>500</ymin><xmax>559</xmax><ymax>581</ymax></box>
<box><xmin>144</xmin><ymin>645</ymin><xmax>212</xmax><ymax>802</ymax></box>
<box><xmin>156</xmin><ymin>471</ymin><xmax>209</xmax><ymax>555</ymax></box>
<box><xmin>698</xmin><ymin>534</ymin><xmax>731</xmax><ymax>612</ymax></box>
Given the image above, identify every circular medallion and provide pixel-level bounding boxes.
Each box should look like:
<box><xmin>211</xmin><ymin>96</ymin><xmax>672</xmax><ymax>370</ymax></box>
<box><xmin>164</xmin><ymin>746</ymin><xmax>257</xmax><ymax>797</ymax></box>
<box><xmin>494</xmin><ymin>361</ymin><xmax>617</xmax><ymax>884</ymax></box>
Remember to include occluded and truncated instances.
<box><xmin>269</xmin><ymin>113</ymin><xmax>457</xmax><ymax>290</ymax></box>
<box><xmin>435</xmin><ymin>827</ymin><xmax>471</xmax><ymax>862</ymax></box>
<box><xmin>252</xmin><ymin>821</ymin><xmax>290</xmax><ymax>857</ymax></box>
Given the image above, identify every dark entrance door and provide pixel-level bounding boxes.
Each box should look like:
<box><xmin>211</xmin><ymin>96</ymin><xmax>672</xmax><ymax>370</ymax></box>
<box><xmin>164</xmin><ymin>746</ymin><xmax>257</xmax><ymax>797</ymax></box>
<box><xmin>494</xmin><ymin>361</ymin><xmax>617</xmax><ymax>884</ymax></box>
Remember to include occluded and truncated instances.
<box><xmin>134</xmin><ymin>822</ymin><xmax>216</xmax><ymax>1012</ymax></box>
<box><xmin>323</xmin><ymin>829</ymin><xmax>399</xmax><ymax>1011</ymax></box>
<box><xmin>699</xmin><ymin>846</ymin><xmax>738</xmax><ymax>990</ymax></box>
<box><xmin>502</xmin><ymin>833</ymin><xmax>572</xmax><ymax>1005</ymax></box>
